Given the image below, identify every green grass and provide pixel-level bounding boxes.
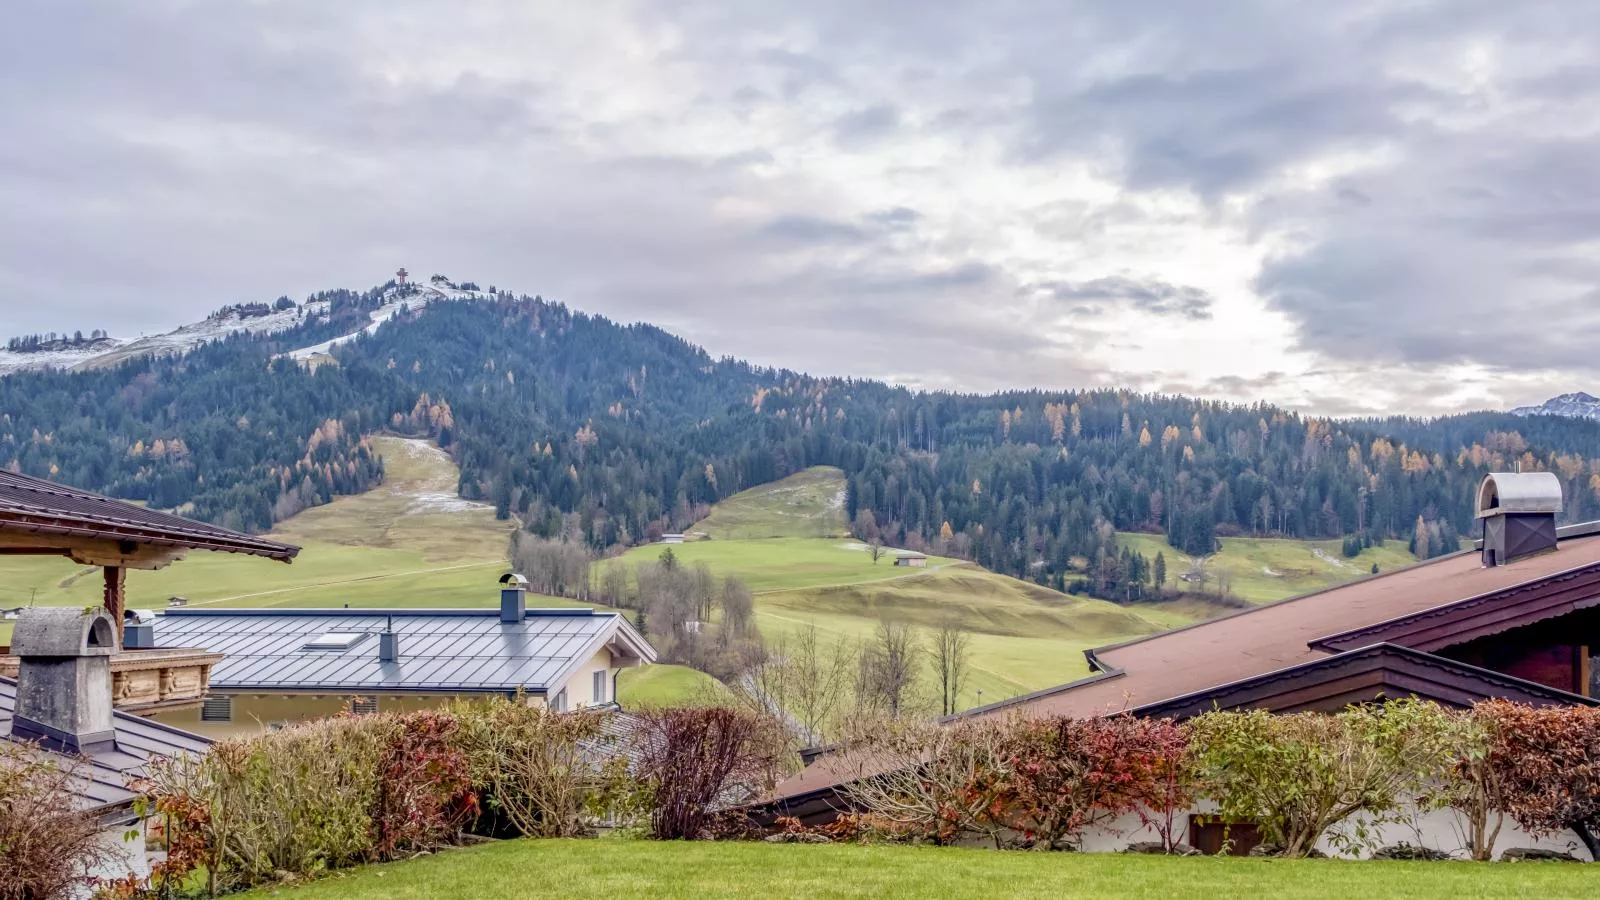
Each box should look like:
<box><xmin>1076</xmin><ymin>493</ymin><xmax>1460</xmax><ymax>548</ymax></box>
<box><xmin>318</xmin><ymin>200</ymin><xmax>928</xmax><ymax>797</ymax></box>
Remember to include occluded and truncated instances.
<box><xmin>605</xmin><ymin>538</ymin><xmax>963</xmax><ymax>594</ymax></box>
<box><xmin>1117</xmin><ymin>532</ymin><xmax>1422</xmax><ymax>605</ymax></box>
<box><xmin>244</xmin><ymin>839</ymin><xmax>1597</xmax><ymax>900</ymax></box>
<box><xmin>693</xmin><ymin>466</ymin><xmax>849</xmax><ymax>539</ymax></box>
<box><xmin>617</xmin><ymin>664</ymin><xmax>732</xmax><ymax>708</ymax></box>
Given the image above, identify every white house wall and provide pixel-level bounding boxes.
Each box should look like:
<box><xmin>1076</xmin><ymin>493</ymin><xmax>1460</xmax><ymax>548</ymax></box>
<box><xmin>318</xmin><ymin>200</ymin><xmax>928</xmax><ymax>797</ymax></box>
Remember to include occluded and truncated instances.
<box><xmin>1073</xmin><ymin>801</ymin><xmax>1591</xmax><ymax>860</ymax></box>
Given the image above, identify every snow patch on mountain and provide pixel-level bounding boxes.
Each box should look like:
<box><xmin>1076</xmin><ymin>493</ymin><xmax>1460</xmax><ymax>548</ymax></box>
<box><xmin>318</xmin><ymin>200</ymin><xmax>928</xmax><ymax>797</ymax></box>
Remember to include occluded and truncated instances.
<box><xmin>285</xmin><ymin>282</ymin><xmax>491</xmax><ymax>361</ymax></box>
<box><xmin>1510</xmin><ymin>392</ymin><xmax>1600</xmax><ymax>422</ymax></box>
<box><xmin>0</xmin><ymin>277</ymin><xmax>496</xmax><ymax>376</ymax></box>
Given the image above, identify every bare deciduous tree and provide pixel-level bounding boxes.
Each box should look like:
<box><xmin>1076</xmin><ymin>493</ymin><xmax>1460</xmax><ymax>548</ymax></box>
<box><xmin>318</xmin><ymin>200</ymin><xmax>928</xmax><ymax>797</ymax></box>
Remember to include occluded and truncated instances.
<box><xmin>857</xmin><ymin>620</ymin><xmax>923</xmax><ymax>718</ymax></box>
<box><xmin>933</xmin><ymin>620</ymin><xmax>972</xmax><ymax>716</ymax></box>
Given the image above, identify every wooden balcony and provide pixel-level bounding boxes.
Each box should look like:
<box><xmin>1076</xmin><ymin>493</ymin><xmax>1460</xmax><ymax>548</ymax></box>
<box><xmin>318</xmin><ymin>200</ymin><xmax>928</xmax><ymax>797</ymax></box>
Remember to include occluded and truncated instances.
<box><xmin>0</xmin><ymin>646</ymin><xmax>222</xmax><ymax>714</ymax></box>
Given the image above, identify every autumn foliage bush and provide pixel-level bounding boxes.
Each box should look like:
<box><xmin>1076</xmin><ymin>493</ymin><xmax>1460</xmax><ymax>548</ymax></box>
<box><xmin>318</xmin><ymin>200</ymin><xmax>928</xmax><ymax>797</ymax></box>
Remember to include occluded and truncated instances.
<box><xmin>634</xmin><ymin>707</ymin><xmax>779</xmax><ymax>840</ymax></box>
<box><xmin>1474</xmin><ymin>700</ymin><xmax>1600</xmax><ymax>860</ymax></box>
<box><xmin>0</xmin><ymin>740</ymin><xmax>121</xmax><ymax>900</ymax></box>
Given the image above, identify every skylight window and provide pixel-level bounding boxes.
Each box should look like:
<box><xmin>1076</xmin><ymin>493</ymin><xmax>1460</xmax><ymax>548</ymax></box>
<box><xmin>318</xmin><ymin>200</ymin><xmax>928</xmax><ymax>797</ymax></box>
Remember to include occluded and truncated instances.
<box><xmin>302</xmin><ymin>632</ymin><xmax>367</xmax><ymax>651</ymax></box>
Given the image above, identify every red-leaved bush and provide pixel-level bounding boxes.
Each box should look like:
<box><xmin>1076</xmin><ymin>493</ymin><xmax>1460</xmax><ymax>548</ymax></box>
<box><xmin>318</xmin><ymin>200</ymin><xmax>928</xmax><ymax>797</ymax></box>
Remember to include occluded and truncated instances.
<box><xmin>1476</xmin><ymin>700</ymin><xmax>1600</xmax><ymax>860</ymax></box>
<box><xmin>992</xmin><ymin>714</ymin><xmax>1191</xmax><ymax>851</ymax></box>
<box><xmin>373</xmin><ymin>710</ymin><xmax>476</xmax><ymax>857</ymax></box>
<box><xmin>635</xmin><ymin>707</ymin><xmax>777</xmax><ymax>840</ymax></box>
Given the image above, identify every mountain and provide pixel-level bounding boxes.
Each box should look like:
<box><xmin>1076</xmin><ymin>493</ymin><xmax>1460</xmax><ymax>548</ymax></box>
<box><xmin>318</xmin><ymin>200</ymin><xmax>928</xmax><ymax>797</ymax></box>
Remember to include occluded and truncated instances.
<box><xmin>8</xmin><ymin>276</ymin><xmax>1600</xmax><ymax>595</ymax></box>
<box><xmin>1510</xmin><ymin>392</ymin><xmax>1600</xmax><ymax>421</ymax></box>
<box><xmin>0</xmin><ymin>277</ymin><xmax>495</xmax><ymax>375</ymax></box>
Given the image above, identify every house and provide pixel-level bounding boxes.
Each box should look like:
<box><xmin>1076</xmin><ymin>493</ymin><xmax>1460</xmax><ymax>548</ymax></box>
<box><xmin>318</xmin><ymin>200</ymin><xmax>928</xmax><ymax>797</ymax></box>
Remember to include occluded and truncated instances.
<box><xmin>147</xmin><ymin>575</ymin><xmax>656</xmax><ymax>738</ymax></box>
<box><xmin>892</xmin><ymin>552</ymin><xmax>928</xmax><ymax>568</ymax></box>
<box><xmin>2</xmin><ymin>608</ymin><xmax>211</xmax><ymax>894</ymax></box>
<box><xmin>763</xmin><ymin>472</ymin><xmax>1600</xmax><ymax>858</ymax></box>
<box><xmin>660</xmin><ymin>533</ymin><xmax>685</xmax><ymax>544</ymax></box>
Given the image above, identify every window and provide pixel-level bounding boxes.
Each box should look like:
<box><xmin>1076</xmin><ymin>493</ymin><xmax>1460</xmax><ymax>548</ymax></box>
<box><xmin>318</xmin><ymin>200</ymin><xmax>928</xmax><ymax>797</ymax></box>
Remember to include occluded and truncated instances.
<box><xmin>302</xmin><ymin>632</ymin><xmax>367</xmax><ymax>651</ymax></box>
<box><xmin>593</xmin><ymin>670</ymin><xmax>607</xmax><ymax>704</ymax></box>
<box><xmin>349</xmin><ymin>696</ymin><xmax>379</xmax><ymax>716</ymax></box>
<box><xmin>552</xmin><ymin>689</ymin><xmax>567</xmax><ymax>712</ymax></box>
<box><xmin>201</xmin><ymin>695</ymin><xmax>233</xmax><ymax>723</ymax></box>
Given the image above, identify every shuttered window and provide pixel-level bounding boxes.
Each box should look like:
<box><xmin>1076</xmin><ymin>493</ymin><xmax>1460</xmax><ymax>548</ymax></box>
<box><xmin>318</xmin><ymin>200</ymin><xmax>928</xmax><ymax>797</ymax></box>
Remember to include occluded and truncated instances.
<box><xmin>200</xmin><ymin>695</ymin><xmax>233</xmax><ymax>722</ymax></box>
<box><xmin>350</xmin><ymin>696</ymin><xmax>379</xmax><ymax>716</ymax></box>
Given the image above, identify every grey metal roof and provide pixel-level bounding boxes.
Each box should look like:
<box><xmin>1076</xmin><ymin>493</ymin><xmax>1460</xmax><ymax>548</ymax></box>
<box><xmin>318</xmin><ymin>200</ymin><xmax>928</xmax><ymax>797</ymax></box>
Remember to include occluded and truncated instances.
<box><xmin>0</xmin><ymin>469</ymin><xmax>299</xmax><ymax>560</ymax></box>
<box><xmin>0</xmin><ymin>676</ymin><xmax>211</xmax><ymax>816</ymax></box>
<box><xmin>155</xmin><ymin>608</ymin><xmax>655</xmax><ymax>694</ymax></box>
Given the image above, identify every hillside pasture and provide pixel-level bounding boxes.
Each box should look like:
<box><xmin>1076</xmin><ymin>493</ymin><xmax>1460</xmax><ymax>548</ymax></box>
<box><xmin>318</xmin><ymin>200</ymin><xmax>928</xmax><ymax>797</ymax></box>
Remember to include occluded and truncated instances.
<box><xmin>693</xmin><ymin>466</ymin><xmax>849</xmax><ymax>539</ymax></box>
<box><xmin>1117</xmin><ymin>532</ymin><xmax>1421</xmax><ymax>605</ymax></box>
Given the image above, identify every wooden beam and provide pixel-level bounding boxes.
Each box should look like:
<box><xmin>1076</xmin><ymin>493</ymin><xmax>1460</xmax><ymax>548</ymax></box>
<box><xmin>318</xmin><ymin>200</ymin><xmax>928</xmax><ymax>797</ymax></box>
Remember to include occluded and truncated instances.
<box><xmin>104</xmin><ymin>566</ymin><xmax>126</xmax><ymax>645</ymax></box>
<box><xmin>0</xmin><ymin>531</ymin><xmax>185</xmax><ymax>569</ymax></box>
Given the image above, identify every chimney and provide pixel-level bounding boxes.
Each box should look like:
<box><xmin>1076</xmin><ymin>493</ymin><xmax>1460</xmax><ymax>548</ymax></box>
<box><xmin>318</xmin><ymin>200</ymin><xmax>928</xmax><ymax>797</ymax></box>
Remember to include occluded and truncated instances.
<box><xmin>8</xmin><ymin>608</ymin><xmax>117</xmax><ymax>754</ymax></box>
<box><xmin>379</xmin><ymin>615</ymin><xmax>400</xmax><ymax>662</ymax></box>
<box><xmin>1476</xmin><ymin>472</ymin><xmax>1562</xmax><ymax>567</ymax></box>
<box><xmin>499</xmin><ymin>573</ymin><xmax>528</xmax><ymax>623</ymax></box>
<box><xmin>123</xmin><ymin>609</ymin><xmax>155</xmax><ymax>650</ymax></box>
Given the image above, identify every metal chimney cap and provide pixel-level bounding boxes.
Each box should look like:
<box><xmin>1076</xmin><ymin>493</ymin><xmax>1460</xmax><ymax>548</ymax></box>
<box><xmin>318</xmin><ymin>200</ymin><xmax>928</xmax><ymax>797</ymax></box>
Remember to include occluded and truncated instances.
<box><xmin>10</xmin><ymin>607</ymin><xmax>117</xmax><ymax>657</ymax></box>
<box><xmin>1476</xmin><ymin>472</ymin><xmax>1563</xmax><ymax>519</ymax></box>
<box><xmin>499</xmin><ymin>572</ymin><xmax>529</xmax><ymax>589</ymax></box>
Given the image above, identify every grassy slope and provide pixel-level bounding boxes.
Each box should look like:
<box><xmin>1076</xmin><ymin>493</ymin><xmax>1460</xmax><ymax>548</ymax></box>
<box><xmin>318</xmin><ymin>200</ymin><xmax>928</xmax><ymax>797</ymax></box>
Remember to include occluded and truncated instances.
<box><xmin>0</xmin><ymin>438</ymin><xmax>534</xmax><ymax>645</ymax></box>
<box><xmin>604</xmin><ymin>469</ymin><xmax>1163</xmax><ymax>703</ymax></box>
<box><xmin>1117</xmin><ymin>532</ymin><xmax>1420</xmax><ymax>605</ymax></box>
<box><xmin>617</xmin><ymin>664</ymin><xmax>732</xmax><ymax>708</ymax></box>
<box><xmin>692</xmin><ymin>466</ymin><xmax>849</xmax><ymax>539</ymax></box>
<box><xmin>244</xmin><ymin>839</ymin><xmax>1594</xmax><ymax>900</ymax></box>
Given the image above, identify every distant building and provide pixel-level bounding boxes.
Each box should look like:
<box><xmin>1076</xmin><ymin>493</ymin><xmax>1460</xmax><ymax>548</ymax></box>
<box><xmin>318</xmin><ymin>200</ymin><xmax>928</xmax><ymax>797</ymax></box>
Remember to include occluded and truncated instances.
<box><xmin>149</xmin><ymin>576</ymin><xmax>656</xmax><ymax>738</ymax></box>
<box><xmin>893</xmin><ymin>552</ymin><xmax>928</xmax><ymax>568</ymax></box>
<box><xmin>660</xmin><ymin>533</ymin><xmax>685</xmax><ymax>544</ymax></box>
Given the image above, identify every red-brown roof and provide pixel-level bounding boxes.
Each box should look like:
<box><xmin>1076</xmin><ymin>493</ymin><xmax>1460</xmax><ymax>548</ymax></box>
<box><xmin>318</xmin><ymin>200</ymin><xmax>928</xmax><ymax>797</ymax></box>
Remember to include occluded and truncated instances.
<box><xmin>0</xmin><ymin>470</ymin><xmax>298</xmax><ymax>561</ymax></box>
<box><xmin>769</xmin><ymin>532</ymin><xmax>1600</xmax><ymax>804</ymax></box>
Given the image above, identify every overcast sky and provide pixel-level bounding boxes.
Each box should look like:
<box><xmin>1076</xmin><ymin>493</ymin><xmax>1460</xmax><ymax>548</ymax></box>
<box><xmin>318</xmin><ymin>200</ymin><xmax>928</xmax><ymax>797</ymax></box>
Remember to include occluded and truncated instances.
<box><xmin>3</xmin><ymin>1</ymin><xmax>1599</xmax><ymax>416</ymax></box>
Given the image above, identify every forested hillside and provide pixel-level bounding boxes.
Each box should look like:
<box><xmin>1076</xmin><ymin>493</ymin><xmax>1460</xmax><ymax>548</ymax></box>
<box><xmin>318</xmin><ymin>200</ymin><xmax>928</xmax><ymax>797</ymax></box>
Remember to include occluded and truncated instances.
<box><xmin>6</xmin><ymin>280</ymin><xmax>1600</xmax><ymax>592</ymax></box>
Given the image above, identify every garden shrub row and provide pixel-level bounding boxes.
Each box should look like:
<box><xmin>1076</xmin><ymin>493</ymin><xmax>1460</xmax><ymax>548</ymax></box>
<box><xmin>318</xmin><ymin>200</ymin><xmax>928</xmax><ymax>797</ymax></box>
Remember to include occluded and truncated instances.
<box><xmin>836</xmin><ymin>699</ymin><xmax>1600</xmax><ymax>860</ymax></box>
<box><xmin>102</xmin><ymin>701</ymin><xmax>775</xmax><ymax>898</ymax></box>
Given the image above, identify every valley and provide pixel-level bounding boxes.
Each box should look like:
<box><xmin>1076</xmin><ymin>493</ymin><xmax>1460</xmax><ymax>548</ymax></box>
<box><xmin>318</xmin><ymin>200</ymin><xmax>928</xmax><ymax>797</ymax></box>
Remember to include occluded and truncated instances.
<box><xmin>1</xmin><ymin>437</ymin><xmax>1443</xmax><ymax>709</ymax></box>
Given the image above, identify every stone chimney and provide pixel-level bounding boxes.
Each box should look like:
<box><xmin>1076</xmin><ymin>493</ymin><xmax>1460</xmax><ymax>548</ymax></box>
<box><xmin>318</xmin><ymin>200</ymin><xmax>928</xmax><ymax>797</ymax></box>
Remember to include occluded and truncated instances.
<box><xmin>9</xmin><ymin>608</ymin><xmax>117</xmax><ymax>754</ymax></box>
<box><xmin>499</xmin><ymin>572</ymin><xmax>528</xmax><ymax>623</ymax></box>
<box><xmin>1477</xmin><ymin>472</ymin><xmax>1562</xmax><ymax>567</ymax></box>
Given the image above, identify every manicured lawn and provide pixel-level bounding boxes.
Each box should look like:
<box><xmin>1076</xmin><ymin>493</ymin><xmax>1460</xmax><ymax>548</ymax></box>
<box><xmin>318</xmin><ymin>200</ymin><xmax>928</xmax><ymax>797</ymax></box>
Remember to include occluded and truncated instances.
<box><xmin>244</xmin><ymin>839</ymin><xmax>1597</xmax><ymax>899</ymax></box>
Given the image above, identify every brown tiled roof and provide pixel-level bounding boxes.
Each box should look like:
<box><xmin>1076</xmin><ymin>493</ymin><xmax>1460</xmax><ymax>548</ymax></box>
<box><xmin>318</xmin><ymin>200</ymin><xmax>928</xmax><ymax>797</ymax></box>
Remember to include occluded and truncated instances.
<box><xmin>768</xmin><ymin>532</ymin><xmax>1600</xmax><ymax>803</ymax></box>
<box><xmin>0</xmin><ymin>470</ymin><xmax>298</xmax><ymax>561</ymax></box>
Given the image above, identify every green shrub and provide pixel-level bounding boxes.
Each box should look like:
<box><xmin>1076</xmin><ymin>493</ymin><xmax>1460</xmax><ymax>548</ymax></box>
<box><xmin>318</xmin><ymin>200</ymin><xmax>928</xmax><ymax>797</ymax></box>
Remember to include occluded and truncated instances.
<box><xmin>449</xmin><ymin>698</ymin><xmax>636</xmax><ymax>838</ymax></box>
<box><xmin>1191</xmin><ymin>700</ymin><xmax>1457</xmax><ymax>857</ymax></box>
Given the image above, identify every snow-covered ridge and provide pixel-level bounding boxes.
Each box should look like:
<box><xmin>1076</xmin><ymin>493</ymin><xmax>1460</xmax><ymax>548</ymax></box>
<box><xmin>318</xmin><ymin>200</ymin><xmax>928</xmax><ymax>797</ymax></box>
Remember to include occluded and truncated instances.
<box><xmin>285</xmin><ymin>282</ymin><xmax>492</xmax><ymax>361</ymax></box>
<box><xmin>1510</xmin><ymin>392</ymin><xmax>1600</xmax><ymax>422</ymax></box>
<box><xmin>0</xmin><ymin>278</ymin><xmax>495</xmax><ymax>376</ymax></box>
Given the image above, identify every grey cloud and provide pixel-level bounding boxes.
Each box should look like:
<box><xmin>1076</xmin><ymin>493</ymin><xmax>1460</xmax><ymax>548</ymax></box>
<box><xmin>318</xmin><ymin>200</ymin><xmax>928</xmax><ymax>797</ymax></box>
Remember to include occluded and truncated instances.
<box><xmin>1044</xmin><ymin>276</ymin><xmax>1213</xmax><ymax>320</ymax></box>
<box><xmin>833</xmin><ymin>104</ymin><xmax>900</xmax><ymax>149</ymax></box>
<box><xmin>756</xmin><ymin>214</ymin><xmax>866</xmax><ymax>244</ymax></box>
<box><xmin>7</xmin><ymin>0</ymin><xmax>1600</xmax><ymax>413</ymax></box>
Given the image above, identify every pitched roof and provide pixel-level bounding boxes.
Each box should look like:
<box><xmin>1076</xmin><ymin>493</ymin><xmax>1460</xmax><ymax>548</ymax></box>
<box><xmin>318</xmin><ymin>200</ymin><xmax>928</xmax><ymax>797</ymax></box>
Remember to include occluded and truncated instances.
<box><xmin>0</xmin><ymin>676</ymin><xmax>211</xmax><ymax>818</ymax></box>
<box><xmin>961</xmin><ymin>533</ymin><xmax>1600</xmax><ymax>723</ymax></box>
<box><xmin>156</xmin><ymin>608</ymin><xmax>655</xmax><ymax>694</ymax></box>
<box><xmin>0</xmin><ymin>470</ymin><xmax>298</xmax><ymax>561</ymax></box>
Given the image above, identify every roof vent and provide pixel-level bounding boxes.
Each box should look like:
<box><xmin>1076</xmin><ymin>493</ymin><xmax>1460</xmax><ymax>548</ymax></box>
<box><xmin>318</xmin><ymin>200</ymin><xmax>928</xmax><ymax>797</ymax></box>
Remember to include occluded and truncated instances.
<box><xmin>1476</xmin><ymin>472</ymin><xmax>1562</xmax><ymax>567</ymax></box>
<box><xmin>379</xmin><ymin>616</ymin><xmax>399</xmax><ymax>663</ymax></box>
<box><xmin>499</xmin><ymin>572</ymin><xmax>528</xmax><ymax>623</ymax></box>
